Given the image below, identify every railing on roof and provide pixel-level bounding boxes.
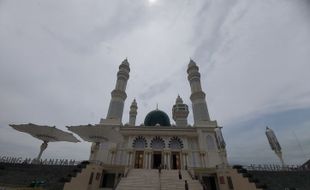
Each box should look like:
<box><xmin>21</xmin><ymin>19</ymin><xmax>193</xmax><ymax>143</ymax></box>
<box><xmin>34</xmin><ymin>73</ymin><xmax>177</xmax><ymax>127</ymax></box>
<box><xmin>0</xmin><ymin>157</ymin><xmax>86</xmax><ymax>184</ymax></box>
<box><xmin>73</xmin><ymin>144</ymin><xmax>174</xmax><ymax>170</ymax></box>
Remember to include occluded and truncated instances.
<box><xmin>240</xmin><ymin>164</ymin><xmax>310</xmax><ymax>171</ymax></box>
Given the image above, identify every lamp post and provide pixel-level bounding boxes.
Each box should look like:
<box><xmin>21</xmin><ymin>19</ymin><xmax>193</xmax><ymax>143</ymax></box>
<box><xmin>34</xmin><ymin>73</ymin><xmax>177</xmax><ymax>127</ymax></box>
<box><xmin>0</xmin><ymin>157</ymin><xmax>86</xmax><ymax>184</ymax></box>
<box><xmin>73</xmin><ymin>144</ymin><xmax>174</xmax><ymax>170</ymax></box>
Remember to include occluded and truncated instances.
<box><xmin>265</xmin><ymin>126</ymin><xmax>285</xmax><ymax>166</ymax></box>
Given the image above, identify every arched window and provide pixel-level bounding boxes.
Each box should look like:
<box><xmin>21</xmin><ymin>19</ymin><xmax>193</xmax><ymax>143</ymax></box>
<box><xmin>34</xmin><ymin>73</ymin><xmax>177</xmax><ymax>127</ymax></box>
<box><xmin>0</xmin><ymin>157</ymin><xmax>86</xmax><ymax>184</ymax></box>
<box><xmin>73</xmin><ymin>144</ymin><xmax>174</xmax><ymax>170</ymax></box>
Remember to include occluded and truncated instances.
<box><xmin>206</xmin><ymin>135</ymin><xmax>216</xmax><ymax>151</ymax></box>
<box><xmin>132</xmin><ymin>136</ymin><xmax>147</xmax><ymax>149</ymax></box>
<box><xmin>150</xmin><ymin>136</ymin><xmax>165</xmax><ymax>149</ymax></box>
<box><xmin>168</xmin><ymin>136</ymin><xmax>184</xmax><ymax>150</ymax></box>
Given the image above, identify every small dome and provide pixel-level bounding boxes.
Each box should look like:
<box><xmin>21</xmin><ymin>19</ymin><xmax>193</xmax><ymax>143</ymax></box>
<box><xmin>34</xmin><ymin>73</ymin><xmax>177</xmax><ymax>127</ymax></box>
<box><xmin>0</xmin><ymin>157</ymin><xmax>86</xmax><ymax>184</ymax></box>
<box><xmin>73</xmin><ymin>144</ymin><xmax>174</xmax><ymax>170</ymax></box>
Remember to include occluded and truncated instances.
<box><xmin>131</xmin><ymin>99</ymin><xmax>137</xmax><ymax>107</ymax></box>
<box><xmin>188</xmin><ymin>59</ymin><xmax>197</xmax><ymax>67</ymax></box>
<box><xmin>144</xmin><ymin>110</ymin><xmax>171</xmax><ymax>126</ymax></box>
<box><xmin>175</xmin><ymin>95</ymin><xmax>183</xmax><ymax>104</ymax></box>
<box><xmin>122</xmin><ymin>58</ymin><xmax>129</xmax><ymax>66</ymax></box>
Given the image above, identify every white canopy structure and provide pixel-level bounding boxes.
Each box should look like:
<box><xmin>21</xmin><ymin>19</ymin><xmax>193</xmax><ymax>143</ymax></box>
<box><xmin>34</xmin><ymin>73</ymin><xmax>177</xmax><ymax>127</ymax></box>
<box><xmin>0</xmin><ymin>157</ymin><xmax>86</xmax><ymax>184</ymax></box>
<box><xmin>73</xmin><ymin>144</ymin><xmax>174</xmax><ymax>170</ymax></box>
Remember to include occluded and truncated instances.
<box><xmin>67</xmin><ymin>124</ymin><xmax>124</xmax><ymax>161</ymax></box>
<box><xmin>265</xmin><ymin>126</ymin><xmax>285</xmax><ymax>166</ymax></box>
<box><xmin>66</xmin><ymin>124</ymin><xmax>123</xmax><ymax>144</ymax></box>
<box><xmin>10</xmin><ymin>123</ymin><xmax>79</xmax><ymax>163</ymax></box>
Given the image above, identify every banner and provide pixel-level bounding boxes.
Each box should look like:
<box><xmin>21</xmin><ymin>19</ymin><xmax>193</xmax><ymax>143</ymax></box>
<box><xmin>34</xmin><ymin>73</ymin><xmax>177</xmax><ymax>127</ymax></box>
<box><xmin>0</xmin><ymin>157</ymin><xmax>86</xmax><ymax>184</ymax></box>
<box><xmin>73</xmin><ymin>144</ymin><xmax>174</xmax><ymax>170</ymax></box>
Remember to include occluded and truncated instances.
<box><xmin>0</xmin><ymin>156</ymin><xmax>77</xmax><ymax>166</ymax></box>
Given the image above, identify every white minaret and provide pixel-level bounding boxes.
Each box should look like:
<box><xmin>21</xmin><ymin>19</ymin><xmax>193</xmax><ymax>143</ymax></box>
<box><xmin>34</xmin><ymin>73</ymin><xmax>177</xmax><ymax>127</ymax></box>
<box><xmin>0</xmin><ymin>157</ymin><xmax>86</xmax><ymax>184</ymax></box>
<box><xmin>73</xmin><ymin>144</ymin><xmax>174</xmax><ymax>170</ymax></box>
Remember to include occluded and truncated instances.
<box><xmin>129</xmin><ymin>99</ymin><xmax>138</xmax><ymax>126</ymax></box>
<box><xmin>105</xmin><ymin>59</ymin><xmax>130</xmax><ymax>123</ymax></box>
<box><xmin>187</xmin><ymin>59</ymin><xmax>210</xmax><ymax>124</ymax></box>
<box><xmin>96</xmin><ymin>59</ymin><xmax>129</xmax><ymax>163</ymax></box>
<box><xmin>172</xmin><ymin>95</ymin><xmax>189</xmax><ymax>127</ymax></box>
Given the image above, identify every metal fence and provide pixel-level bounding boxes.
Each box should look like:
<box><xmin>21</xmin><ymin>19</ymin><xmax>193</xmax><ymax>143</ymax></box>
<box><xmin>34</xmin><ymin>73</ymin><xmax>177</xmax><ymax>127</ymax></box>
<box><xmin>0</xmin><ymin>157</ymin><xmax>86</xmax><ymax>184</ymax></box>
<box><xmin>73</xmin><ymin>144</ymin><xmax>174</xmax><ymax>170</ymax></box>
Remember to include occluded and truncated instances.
<box><xmin>243</xmin><ymin>164</ymin><xmax>310</xmax><ymax>171</ymax></box>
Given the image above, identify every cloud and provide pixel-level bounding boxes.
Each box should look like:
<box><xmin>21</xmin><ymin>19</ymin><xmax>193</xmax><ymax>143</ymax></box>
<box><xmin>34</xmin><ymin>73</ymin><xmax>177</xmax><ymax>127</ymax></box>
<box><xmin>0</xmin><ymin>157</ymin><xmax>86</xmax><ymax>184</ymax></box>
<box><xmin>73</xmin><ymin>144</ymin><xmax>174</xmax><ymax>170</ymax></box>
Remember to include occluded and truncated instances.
<box><xmin>139</xmin><ymin>80</ymin><xmax>172</xmax><ymax>101</ymax></box>
<box><xmin>0</xmin><ymin>0</ymin><xmax>309</xmax><ymax>165</ymax></box>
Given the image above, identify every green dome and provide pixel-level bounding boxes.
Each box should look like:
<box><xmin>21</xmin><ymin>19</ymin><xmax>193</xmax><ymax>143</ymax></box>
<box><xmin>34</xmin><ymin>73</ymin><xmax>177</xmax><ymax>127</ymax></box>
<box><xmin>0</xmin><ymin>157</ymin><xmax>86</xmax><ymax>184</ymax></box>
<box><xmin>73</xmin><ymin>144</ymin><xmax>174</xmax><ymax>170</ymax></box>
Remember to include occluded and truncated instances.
<box><xmin>144</xmin><ymin>110</ymin><xmax>171</xmax><ymax>126</ymax></box>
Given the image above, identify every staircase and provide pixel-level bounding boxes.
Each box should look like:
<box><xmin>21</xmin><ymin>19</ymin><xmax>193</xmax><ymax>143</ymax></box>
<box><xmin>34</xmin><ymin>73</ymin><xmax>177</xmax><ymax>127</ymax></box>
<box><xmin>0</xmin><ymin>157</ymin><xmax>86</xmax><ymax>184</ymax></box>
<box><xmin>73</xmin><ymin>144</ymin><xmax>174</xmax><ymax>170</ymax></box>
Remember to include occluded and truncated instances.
<box><xmin>160</xmin><ymin>170</ymin><xmax>203</xmax><ymax>190</ymax></box>
<box><xmin>116</xmin><ymin>169</ymin><xmax>203</xmax><ymax>190</ymax></box>
<box><xmin>116</xmin><ymin>169</ymin><xmax>160</xmax><ymax>190</ymax></box>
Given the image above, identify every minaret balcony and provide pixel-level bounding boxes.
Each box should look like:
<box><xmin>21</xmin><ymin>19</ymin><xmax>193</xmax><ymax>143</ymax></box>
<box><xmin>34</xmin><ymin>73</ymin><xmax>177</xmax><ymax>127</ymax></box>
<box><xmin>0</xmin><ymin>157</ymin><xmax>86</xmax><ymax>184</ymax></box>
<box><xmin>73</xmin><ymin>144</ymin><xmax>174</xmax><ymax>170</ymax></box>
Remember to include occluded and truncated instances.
<box><xmin>190</xmin><ymin>91</ymin><xmax>206</xmax><ymax>100</ymax></box>
<box><xmin>111</xmin><ymin>89</ymin><xmax>127</xmax><ymax>99</ymax></box>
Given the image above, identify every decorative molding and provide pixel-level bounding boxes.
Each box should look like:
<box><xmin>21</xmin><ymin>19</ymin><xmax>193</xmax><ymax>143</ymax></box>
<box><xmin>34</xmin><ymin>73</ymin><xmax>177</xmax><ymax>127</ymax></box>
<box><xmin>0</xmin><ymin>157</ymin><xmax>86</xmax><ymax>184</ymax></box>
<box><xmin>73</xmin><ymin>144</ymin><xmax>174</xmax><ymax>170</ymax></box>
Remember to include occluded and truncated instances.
<box><xmin>168</xmin><ymin>136</ymin><xmax>184</xmax><ymax>150</ymax></box>
<box><xmin>150</xmin><ymin>136</ymin><xmax>165</xmax><ymax>149</ymax></box>
<box><xmin>132</xmin><ymin>136</ymin><xmax>147</xmax><ymax>149</ymax></box>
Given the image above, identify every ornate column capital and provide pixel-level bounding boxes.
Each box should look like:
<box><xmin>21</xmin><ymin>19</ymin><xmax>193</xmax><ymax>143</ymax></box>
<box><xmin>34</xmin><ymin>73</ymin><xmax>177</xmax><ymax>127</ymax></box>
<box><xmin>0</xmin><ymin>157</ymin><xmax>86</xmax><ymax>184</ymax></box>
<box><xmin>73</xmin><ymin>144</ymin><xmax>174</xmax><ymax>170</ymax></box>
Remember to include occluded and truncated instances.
<box><xmin>144</xmin><ymin>149</ymin><xmax>152</xmax><ymax>154</ymax></box>
<box><xmin>127</xmin><ymin>149</ymin><xmax>134</xmax><ymax>154</ymax></box>
<box><xmin>199</xmin><ymin>151</ymin><xmax>206</xmax><ymax>156</ymax></box>
<box><xmin>182</xmin><ymin>149</ymin><xmax>189</xmax><ymax>155</ymax></box>
<box><xmin>163</xmin><ymin>149</ymin><xmax>171</xmax><ymax>155</ymax></box>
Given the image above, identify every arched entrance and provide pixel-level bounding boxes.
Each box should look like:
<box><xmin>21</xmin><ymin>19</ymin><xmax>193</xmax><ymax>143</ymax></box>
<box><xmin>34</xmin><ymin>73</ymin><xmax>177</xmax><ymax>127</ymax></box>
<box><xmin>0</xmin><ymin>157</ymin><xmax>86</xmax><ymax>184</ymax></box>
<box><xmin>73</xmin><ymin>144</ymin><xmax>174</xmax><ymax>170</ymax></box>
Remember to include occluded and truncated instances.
<box><xmin>132</xmin><ymin>136</ymin><xmax>147</xmax><ymax>168</ymax></box>
<box><xmin>150</xmin><ymin>136</ymin><xmax>165</xmax><ymax>169</ymax></box>
<box><xmin>169</xmin><ymin>137</ymin><xmax>183</xmax><ymax>169</ymax></box>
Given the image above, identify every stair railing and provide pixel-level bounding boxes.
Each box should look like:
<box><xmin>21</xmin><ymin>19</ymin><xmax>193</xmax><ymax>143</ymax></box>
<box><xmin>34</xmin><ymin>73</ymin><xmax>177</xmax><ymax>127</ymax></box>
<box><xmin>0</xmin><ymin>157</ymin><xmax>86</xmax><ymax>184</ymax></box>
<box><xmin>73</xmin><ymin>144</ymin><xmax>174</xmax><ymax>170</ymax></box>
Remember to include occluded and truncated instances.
<box><xmin>112</xmin><ymin>167</ymin><xmax>131</xmax><ymax>190</ymax></box>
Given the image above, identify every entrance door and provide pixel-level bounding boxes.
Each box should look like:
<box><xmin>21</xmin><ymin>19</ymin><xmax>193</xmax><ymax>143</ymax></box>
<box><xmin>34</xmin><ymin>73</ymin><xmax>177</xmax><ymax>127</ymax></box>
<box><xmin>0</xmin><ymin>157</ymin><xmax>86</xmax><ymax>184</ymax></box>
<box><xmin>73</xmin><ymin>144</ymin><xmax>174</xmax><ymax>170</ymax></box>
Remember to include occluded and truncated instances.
<box><xmin>152</xmin><ymin>152</ymin><xmax>162</xmax><ymax>169</ymax></box>
<box><xmin>134</xmin><ymin>151</ymin><xmax>144</xmax><ymax>168</ymax></box>
<box><xmin>202</xmin><ymin>176</ymin><xmax>218</xmax><ymax>190</ymax></box>
<box><xmin>171</xmin><ymin>152</ymin><xmax>181</xmax><ymax>169</ymax></box>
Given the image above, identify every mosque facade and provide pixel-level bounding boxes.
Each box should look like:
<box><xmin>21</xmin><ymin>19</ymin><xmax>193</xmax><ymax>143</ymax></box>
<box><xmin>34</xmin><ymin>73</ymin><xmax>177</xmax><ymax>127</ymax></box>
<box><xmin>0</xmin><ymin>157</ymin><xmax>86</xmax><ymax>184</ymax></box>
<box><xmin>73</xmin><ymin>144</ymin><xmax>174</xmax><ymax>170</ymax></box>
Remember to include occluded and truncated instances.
<box><xmin>3</xmin><ymin>59</ymin><xmax>308</xmax><ymax>190</ymax></box>
<box><xmin>93</xmin><ymin>59</ymin><xmax>228</xmax><ymax>171</ymax></box>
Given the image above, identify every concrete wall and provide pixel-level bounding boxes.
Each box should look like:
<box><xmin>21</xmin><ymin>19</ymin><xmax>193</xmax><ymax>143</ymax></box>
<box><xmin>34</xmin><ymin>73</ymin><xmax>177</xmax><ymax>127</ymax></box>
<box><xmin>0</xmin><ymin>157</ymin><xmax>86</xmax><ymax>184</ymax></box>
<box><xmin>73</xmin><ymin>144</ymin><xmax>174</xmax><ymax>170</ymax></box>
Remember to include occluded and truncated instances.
<box><xmin>63</xmin><ymin>164</ymin><xmax>103</xmax><ymax>190</ymax></box>
<box><xmin>216</xmin><ymin>167</ymin><xmax>262</xmax><ymax>190</ymax></box>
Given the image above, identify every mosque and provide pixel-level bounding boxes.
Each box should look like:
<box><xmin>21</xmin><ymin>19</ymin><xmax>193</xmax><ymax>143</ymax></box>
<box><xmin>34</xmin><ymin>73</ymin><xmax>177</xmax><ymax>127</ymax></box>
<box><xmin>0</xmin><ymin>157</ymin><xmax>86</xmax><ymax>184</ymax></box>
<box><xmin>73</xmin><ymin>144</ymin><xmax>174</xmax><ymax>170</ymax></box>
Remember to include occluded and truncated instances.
<box><xmin>1</xmin><ymin>59</ymin><xmax>309</xmax><ymax>190</ymax></box>
<box><xmin>93</xmin><ymin>59</ymin><xmax>228</xmax><ymax>172</ymax></box>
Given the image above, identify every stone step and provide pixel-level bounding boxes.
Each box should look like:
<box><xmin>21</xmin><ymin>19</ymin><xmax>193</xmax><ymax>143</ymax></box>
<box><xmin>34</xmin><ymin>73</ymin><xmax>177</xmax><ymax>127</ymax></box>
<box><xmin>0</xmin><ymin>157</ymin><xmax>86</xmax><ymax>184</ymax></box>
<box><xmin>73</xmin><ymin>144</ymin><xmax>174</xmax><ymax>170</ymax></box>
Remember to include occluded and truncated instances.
<box><xmin>116</xmin><ymin>169</ymin><xmax>203</xmax><ymax>190</ymax></box>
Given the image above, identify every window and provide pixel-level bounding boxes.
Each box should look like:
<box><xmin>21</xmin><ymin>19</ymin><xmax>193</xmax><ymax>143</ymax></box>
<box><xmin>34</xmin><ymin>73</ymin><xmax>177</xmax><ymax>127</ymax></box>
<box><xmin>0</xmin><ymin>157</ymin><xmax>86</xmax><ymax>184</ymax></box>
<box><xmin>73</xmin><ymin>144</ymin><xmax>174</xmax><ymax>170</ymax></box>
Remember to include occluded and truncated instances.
<box><xmin>88</xmin><ymin>172</ymin><xmax>94</xmax><ymax>185</ymax></box>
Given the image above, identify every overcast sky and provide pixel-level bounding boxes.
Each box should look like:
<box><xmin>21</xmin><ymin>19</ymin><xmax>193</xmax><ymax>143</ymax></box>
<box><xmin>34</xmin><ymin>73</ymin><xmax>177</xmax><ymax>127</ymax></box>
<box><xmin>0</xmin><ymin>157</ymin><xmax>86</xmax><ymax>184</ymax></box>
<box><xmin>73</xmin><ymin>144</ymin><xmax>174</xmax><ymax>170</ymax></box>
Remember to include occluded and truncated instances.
<box><xmin>0</xmin><ymin>0</ymin><xmax>310</xmax><ymax>165</ymax></box>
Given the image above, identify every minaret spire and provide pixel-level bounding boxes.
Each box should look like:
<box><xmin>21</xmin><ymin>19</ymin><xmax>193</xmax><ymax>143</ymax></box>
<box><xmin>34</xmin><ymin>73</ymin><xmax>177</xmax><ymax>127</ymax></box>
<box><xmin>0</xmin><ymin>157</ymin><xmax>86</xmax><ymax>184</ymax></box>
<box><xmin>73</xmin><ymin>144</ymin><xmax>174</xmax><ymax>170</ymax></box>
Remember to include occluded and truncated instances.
<box><xmin>187</xmin><ymin>59</ymin><xmax>210</xmax><ymax>124</ymax></box>
<box><xmin>129</xmin><ymin>99</ymin><xmax>138</xmax><ymax>126</ymax></box>
<box><xmin>172</xmin><ymin>95</ymin><xmax>189</xmax><ymax>127</ymax></box>
<box><xmin>104</xmin><ymin>59</ymin><xmax>130</xmax><ymax>124</ymax></box>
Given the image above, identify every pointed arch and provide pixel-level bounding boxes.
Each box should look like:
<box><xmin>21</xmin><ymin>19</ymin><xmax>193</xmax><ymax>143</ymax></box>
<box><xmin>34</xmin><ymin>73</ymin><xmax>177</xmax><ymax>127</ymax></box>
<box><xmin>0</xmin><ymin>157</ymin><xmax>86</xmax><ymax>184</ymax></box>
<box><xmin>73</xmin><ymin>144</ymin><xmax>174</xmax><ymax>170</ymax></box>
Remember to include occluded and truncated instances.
<box><xmin>168</xmin><ymin>136</ymin><xmax>184</xmax><ymax>150</ymax></box>
<box><xmin>150</xmin><ymin>136</ymin><xmax>165</xmax><ymax>149</ymax></box>
<box><xmin>132</xmin><ymin>136</ymin><xmax>147</xmax><ymax>149</ymax></box>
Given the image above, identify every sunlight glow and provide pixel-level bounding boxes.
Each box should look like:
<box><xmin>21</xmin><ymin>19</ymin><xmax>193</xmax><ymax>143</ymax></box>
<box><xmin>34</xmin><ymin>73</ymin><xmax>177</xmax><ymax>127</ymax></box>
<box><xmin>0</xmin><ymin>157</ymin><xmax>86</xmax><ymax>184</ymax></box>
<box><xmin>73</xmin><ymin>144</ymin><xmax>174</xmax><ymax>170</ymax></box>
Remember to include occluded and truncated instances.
<box><xmin>148</xmin><ymin>0</ymin><xmax>157</xmax><ymax>4</ymax></box>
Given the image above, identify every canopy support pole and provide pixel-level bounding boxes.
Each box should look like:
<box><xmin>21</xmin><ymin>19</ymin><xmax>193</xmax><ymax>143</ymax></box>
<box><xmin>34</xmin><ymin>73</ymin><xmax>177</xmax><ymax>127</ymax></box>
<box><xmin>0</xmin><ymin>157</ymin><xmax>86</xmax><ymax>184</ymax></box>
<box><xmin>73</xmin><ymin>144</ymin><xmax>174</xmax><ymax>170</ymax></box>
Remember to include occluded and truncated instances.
<box><xmin>35</xmin><ymin>141</ymin><xmax>48</xmax><ymax>163</ymax></box>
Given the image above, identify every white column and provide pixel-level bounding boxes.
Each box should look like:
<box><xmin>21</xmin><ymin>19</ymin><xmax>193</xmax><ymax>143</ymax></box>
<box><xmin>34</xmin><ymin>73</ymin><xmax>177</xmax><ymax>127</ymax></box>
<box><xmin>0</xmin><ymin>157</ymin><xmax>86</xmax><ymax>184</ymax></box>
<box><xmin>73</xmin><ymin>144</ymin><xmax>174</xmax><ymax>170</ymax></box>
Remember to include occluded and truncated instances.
<box><xmin>149</xmin><ymin>152</ymin><xmax>152</xmax><ymax>169</ymax></box>
<box><xmin>146</xmin><ymin>152</ymin><xmax>150</xmax><ymax>169</ymax></box>
<box><xmin>127</xmin><ymin>151</ymin><xmax>130</xmax><ymax>166</ymax></box>
<box><xmin>182</xmin><ymin>153</ymin><xmax>186</xmax><ymax>169</ymax></box>
<box><xmin>205</xmin><ymin>152</ymin><xmax>209</xmax><ymax>167</ymax></box>
<box><xmin>185</xmin><ymin>153</ymin><xmax>189</xmax><ymax>169</ymax></box>
<box><xmin>203</xmin><ymin>154</ymin><xmax>206</xmax><ymax>168</ymax></box>
<box><xmin>110</xmin><ymin>152</ymin><xmax>114</xmax><ymax>164</ymax></box>
<box><xmin>167</xmin><ymin>152</ymin><xmax>171</xmax><ymax>169</ymax></box>
<box><xmin>121</xmin><ymin>150</ymin><xmax>125</xmax><ymax>165</ymax></box>
<box><xmin>200</xmin><ymin>153</ymin><xmax>205</xmax><ymax>168</ymax></box>
<box><xmin>164</xmin><ymin>152</ymin><xmax>167</xmax><ymax>168</ymax></box>
<box><xmin>144</xmin><ymin>151</ymin><xmax>148</xmax><ymax>169</ymax></box>
<box><xmin>127</xmin><ymin>151</ymin><xmax>133</xmax><ymax>167</ymax></box>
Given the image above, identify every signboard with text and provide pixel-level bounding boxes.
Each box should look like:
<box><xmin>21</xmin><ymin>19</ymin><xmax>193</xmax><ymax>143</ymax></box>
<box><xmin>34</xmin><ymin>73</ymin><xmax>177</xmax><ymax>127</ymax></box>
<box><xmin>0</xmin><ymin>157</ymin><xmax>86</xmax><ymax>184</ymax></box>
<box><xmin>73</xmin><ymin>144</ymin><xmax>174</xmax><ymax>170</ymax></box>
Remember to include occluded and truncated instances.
<box><xmin>0</xmin><ymin>155</ymin><xmax>77</xmax><ymax>166</ymax></box>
